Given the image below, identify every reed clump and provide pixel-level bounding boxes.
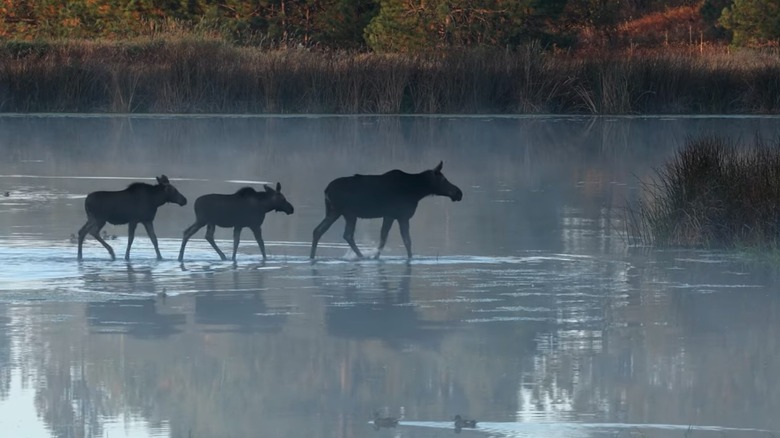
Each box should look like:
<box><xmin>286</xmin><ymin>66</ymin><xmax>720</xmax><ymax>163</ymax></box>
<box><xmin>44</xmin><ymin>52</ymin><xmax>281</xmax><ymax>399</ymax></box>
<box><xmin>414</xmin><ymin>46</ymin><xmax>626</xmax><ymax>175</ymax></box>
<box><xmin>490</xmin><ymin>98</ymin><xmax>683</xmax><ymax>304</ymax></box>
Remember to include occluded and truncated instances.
<box><xmin>627</xmin><ymin>135</ymin><xmax>780</xmax><ymax>248</ymax></box>
<box><xmin>2</xmin><ymin>39</ymin><xmax>780</xmax><ymax>114</ymax></box>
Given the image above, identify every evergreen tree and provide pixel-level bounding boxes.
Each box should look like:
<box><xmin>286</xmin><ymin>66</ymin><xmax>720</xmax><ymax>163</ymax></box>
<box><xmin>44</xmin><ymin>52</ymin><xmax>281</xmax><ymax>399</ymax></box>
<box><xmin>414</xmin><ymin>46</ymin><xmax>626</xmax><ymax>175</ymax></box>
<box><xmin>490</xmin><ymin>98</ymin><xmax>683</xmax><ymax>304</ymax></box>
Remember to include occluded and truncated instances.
<box><xmin>364</xmin><ymin>0</ymin><xmax>541</xmax><ymax>52</ymax></box>
<box><xmin>700</xmin><ymin>0</ymin><xmax>732</xmax><ymax>39</ymax></box>
<box><xmin>316</xmin><ymin>0</ymin><xmax>378</xmax><ymax>48</ymax></box>
<box><xmin>720</xmin><ymin>0</ymin><xmax>780</xmax><ymax>46</ymax></box>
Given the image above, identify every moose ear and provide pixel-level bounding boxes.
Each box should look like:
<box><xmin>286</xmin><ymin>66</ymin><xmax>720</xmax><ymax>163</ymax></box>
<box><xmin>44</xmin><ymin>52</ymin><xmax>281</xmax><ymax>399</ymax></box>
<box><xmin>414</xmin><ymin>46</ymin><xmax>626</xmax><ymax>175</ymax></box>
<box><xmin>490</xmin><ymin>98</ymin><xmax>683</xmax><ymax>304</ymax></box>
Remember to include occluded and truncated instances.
<box><xmin>276</xmin><ymin>182</ymin><xmax>281</xmax><ymax>192</ymax></box>
<box><xmin>263</xmin><ymin>184</ymin><xmax>274</xmax><ymax>193</ymax></box>
<box><xmin>433</xmin><ymin>161</ymin><xmax>443</xmax><ymax>173</ymax></box>
<box><xmin>157</xmin><ymin>175</ymin><xmax>169</xmax><ymax>184</ymax></box>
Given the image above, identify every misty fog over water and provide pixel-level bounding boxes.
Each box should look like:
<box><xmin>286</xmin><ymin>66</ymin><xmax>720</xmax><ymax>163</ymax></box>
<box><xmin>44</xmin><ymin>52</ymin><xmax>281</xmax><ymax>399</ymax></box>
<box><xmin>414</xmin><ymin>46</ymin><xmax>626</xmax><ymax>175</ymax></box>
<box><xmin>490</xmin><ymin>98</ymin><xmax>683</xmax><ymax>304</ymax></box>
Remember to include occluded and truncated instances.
<box><xmin>1</xmin><ymin>114</ymin><xmax>780</xmax><ymax>437</ymax></box>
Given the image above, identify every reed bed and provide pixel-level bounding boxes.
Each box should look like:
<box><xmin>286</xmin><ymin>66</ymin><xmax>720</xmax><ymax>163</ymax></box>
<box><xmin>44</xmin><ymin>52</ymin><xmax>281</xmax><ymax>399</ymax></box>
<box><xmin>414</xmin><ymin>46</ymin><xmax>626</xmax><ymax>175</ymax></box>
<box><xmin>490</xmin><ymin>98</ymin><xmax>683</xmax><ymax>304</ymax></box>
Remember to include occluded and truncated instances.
<box><xmin>1</xmin><ymin>39</ymin><xmax>780</xmax><ymax>114</ymax></box>
<box><xmin>627</xmin><ymin>135</ymin><xmax>780</xmax><ymax>248</ymax></box>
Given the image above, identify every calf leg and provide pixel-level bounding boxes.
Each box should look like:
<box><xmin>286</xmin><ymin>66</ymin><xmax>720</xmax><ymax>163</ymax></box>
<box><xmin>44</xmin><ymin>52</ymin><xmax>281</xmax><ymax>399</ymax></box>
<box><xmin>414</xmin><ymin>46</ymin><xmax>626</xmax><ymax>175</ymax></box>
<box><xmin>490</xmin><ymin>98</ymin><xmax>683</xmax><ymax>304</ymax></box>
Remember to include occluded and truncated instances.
<box><xmin>77</xmin><ymin>219</ymin><xmax>93</xmax><ymax>261</ymax></box>
<box><xmin>231</xmin><ymin>226</ymin><xmax>243</xmax><ymax>261</ymax></box>
<box><xmin>205</xmin><ymin>224</ymin><xmax>227</xmax><ymax>261</ymax></box>
<box><xmin>81</xmin><ymin>219</ymin><xmax>116</xmax><ymax>261</ymax></box>
<box><xmin>343</xmin><ymin>215</ymin><xmax>363</xmax><ymax>258</ymax></box>
<box><xmin>398</xmin><ymin>218</ymin><xmax>413</xmax><ymax>259</ymax></box>
<box><xmin>250</xmin><ymin>225</ymin><xmax>267</xmax><ymax>260</ymax></box>
<box><xmin>374</xmin><ymin>217</ymin><xmax>394</xmax><ymax>259</ymax></box>
<box><xmin>125</xmin><ymin>222</ymin><xmax>138</xmax><ymax>260</ymax></box>
<box><xmin>90</xmin><ymin>222</ymin><xmax>116</xmax><ymax>261</ymax></box>
<box><xmin>178</xmin><ymin>221</ymin><xmax>205</xmax><ymax>262</ymax></box>
<box><xmin>142</xmin><ymin>221</ymin><xmax>163</xmax><ymax>260</ymax></box>
<box><xmin>310</xmin><ymin>213</ymin><xmax>340</xmax><ymax>259</ymax></box>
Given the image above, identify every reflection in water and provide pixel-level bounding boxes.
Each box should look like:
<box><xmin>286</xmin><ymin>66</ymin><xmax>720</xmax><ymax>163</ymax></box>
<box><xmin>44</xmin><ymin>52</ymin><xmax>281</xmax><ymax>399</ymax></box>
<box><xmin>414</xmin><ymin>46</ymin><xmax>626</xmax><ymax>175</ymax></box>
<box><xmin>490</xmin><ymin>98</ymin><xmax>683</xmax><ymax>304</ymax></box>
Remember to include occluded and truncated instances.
<box><xmin>0</xmin><ymin>313</ymin><xmax>9</xmax><ymax>400</ymax></box>
<box><xmin>194</xmin><ymin>268</ymin><xmax>288</xmax><ymax>333</ymax></box>
<box><xmin>1</xmin><ymin>116</ymin><xmax>780</xmax><ymax>437</ymax></box>
<box><xmin>87</xmin><ymin>299</ymin><xmax>185</xmax><ymax>338</ymax></box>
<box><xmin>318</xmin><ymin>263</ymin><xmax>450</xmax><ymax>349</ymax></box>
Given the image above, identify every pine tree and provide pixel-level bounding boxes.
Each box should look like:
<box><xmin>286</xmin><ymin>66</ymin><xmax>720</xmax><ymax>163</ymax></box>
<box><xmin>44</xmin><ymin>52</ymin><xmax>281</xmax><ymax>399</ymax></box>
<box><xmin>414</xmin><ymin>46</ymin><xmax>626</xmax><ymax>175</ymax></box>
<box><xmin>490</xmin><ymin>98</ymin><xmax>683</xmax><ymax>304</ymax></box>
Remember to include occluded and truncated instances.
<box><xmin>316</xmin><ymin>0</ymin><xmax>378</xmax><ymax>48</ymax></box>
<box><xmin>720</xmin><ymin>0</ymin><xmax>780</xmax><ymax>46</ymax></box>
<box><xmin>364</xmin><ymin>0</ymin><xmax>541</xmax><ymax>52</ymax></box>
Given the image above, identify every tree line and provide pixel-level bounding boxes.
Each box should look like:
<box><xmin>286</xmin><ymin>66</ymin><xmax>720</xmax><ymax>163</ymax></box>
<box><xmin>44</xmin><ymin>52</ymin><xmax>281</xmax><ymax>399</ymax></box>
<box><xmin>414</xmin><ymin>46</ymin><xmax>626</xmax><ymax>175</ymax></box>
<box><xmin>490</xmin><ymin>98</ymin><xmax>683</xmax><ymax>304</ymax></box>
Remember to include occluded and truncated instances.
<box><xmin>0</xmin><ymin>0</ymin><xmax>777</xmax><ymax>50</ymax></box>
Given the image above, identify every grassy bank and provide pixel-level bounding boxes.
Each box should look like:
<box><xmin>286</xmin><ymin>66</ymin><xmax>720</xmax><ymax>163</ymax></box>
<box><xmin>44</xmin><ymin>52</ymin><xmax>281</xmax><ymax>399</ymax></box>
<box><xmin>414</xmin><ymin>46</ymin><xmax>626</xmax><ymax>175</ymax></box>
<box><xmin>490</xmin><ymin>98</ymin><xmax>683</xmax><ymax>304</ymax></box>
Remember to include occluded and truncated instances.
<box><xmin>627</xmin><ymin>135</ymin><xmax>780</xmax><ymax>248</ymax></box>
<box><xmin>2</xmin><ymin>38</ymin><xmax>780</xmax><ymax>114</ymax></box>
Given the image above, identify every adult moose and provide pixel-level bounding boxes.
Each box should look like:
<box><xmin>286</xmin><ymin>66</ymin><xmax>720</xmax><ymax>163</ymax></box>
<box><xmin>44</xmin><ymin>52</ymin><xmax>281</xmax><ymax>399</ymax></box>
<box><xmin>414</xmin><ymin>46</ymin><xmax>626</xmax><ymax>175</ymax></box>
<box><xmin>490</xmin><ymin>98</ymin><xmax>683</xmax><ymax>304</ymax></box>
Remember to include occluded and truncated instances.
<box><xmin>77</xmin><ymin>175</ymin><xmax>188</xmax><ymax>261</ymax></box>
<box><xmin>310</xmin><ymin>161</ymin><xmax>463</xmax><ymax>259</ymax></box>
<box><xmin>178</xmin><ymin>183</ymin><xmax>294</xmax><ymax>262</ymax></box>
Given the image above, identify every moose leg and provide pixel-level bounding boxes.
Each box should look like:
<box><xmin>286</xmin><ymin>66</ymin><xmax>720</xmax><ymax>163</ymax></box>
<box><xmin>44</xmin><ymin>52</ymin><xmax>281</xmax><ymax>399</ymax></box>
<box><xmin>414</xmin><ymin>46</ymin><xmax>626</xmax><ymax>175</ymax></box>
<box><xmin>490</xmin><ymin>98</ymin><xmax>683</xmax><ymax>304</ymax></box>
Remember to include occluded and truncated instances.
<box><xmin>343</xmin><ymin>215</ymin><xmax>363</xmax><ymax>258</ymax></box>
<box><xmin>91</xmin><ymin>225</ymin><xmax>116</xmax><ymax>260</ymax></box>
<box><xmin>86</xmin><ymin>219</ymin><xmax>116</xmax><ymax>261</ymax></box>
<box><xmin>398</xmin><ymin>218</ymin><xmax>413</xmax><ymax>259</ymax></box>
<box><xmin>231</xmin><ymin>227</ymin><xmax>243</xmax><ymax>261</ymax></box>
<box><xmin>374</xmin><ymin>217</ymin><xmax>395</xmax><ymax>259</ymax></box>
<box><xmin>142</xmin><ymin>221</ymin><xmax>163</xmax><ymax>260</ymax></box>
<box><xmin>125</xmin><ymin>222</ymin><xmax>138</xmax><ymax>260</ymax></box>
<box><xmin>178</xmin><ymin>221</ymin><xmax>204</xmax><ymax>262</ymax></box>
<box><xmin>310</xmin><ymin>214</ymin><xmax>340</xmax><ymax>259</ymax></box>
<box><xmin>77</xmin><ymin>219</ymin><xmax>94</xmax><ymax>261</ymax></box>
<box><xmin>205</xmin><ymin>224</ymin><xmax>227</xmax><ymax>261</ymax></box>
<box><xmin>250</xmin><ymin>225</ymin><xmax>267</xmax><ymax>260</ymax></box>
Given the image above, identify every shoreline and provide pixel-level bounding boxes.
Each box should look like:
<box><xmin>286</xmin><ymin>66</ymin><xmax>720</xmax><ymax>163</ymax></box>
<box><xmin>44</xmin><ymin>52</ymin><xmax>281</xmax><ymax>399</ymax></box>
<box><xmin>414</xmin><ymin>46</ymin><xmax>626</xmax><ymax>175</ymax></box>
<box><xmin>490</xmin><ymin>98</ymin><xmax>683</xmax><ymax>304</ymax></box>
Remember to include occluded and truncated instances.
<box><xmin>2</xmin><ymin>40</ymin><xmax>779</xmax><ymax>115</ymax></box>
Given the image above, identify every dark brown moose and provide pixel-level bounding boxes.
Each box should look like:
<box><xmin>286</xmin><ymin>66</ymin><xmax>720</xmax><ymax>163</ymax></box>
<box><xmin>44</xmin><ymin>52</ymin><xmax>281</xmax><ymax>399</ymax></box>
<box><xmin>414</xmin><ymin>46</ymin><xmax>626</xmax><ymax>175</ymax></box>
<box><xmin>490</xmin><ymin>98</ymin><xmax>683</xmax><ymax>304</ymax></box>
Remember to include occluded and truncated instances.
<box><xmin>178</xmin><ymin>183</ymin><xmax>294</xmax><ymax>262</ymax></box>
<box><xmin>310</xmin><ymin>161</ymin><xmax>462</xmax><ymax>259</ymax></box>
<box><xmin>77</xmin><ymin>175</ymin><xmax>188</xmax><ymax>261</ymax></box>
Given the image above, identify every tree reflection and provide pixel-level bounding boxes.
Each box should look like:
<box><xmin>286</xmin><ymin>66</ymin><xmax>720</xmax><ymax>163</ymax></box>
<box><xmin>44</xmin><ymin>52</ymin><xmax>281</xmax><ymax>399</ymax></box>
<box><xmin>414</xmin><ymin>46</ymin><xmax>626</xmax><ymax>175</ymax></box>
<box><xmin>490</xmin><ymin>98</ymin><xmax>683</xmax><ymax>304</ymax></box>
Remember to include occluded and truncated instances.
<box><xmin>16</xmin><ymin>252</ymin><xmax>780</xmax><ymax>436</ymax></box>
<box><xmin>34</xmin><ymin>345</ymin><xmax>107</xmax><ymax>438</ymax></box>
<box><xmin>0</xmin><ymin>313</ymin><xmax>10</xmax><ymax>400</ymax></box>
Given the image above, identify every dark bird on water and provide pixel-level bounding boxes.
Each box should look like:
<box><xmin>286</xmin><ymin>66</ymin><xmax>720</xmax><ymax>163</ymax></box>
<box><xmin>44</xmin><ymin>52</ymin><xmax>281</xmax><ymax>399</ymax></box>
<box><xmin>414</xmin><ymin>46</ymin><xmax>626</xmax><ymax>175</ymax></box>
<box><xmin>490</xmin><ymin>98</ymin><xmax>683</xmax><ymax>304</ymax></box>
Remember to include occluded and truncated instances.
<box><xmin>372</xmin><ymin>412</ymin><xmax>399</xmax><ymax>430</ymax></box>
<box><xmin>454</xmin><ymin>415</ymin><xmax>477</xmax><ymax>432</ymax></box>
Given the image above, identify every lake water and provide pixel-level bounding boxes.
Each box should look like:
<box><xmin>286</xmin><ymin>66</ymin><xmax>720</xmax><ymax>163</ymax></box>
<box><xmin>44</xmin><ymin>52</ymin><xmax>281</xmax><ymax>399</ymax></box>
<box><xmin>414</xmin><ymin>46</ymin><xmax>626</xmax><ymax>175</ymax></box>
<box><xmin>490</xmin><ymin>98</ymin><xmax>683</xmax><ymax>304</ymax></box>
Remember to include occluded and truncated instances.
<box><xmin>1</xmin><ymin>114</ymin><xmax>780</xmax><ymax>438</ymax></box>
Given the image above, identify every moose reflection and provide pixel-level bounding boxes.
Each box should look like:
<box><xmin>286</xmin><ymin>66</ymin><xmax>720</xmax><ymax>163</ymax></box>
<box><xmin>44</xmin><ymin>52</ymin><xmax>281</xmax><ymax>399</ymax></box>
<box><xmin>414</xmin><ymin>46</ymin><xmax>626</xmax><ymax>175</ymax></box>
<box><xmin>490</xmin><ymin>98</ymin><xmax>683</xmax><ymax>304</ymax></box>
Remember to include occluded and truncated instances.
<box><xmin>178</xmin><ymin>183</ymin><xmax>294</xmax><ymax>262</ymax></box>
<box><xmin>77</xmin><ymin>175</ymin><xmax>187</xmax><ymax>261</ymax></box>
<box><xmin>310</xmin><ymin>161</ymin><xmax>463</xmax><ymax>259</ymax></box>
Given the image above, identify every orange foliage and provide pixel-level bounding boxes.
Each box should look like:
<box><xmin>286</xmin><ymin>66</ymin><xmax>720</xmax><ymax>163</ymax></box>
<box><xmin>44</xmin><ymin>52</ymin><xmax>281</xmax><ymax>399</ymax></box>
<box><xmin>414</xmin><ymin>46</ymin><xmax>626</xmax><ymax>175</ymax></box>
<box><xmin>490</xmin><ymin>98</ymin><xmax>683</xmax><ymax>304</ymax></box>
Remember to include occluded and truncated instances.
<box><xmin>62</xmin><ymin>17</ymin><xmax>81</xmax><ymax>28</ymax></box>
<box><xmin>618</xmin><ymin>5</ymin><xmax>710</xmax><ymax>47</ymax></box>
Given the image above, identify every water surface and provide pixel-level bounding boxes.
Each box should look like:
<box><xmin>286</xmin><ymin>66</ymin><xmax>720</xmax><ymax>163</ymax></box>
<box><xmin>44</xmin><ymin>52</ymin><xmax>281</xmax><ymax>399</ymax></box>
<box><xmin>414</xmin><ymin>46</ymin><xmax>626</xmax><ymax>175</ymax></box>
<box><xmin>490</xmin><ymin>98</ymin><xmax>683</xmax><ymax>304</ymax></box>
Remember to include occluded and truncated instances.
<box><xmin>1</xmin><ymin>115</ymin><xmax>780</xmax><ymax>437</ymax></box>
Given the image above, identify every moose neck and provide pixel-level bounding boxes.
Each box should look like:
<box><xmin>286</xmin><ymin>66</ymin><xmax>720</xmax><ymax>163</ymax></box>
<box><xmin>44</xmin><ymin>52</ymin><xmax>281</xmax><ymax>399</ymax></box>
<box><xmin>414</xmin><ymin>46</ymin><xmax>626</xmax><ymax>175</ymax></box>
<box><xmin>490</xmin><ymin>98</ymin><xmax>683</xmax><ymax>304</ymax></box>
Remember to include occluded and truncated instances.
<box><xmin>255</xmin><ymin>192</ymin><xmax>277</xmax><ymax>213</ymax></box>
<box><xmin>408</xmin><ymin>171</ymin><xmax>438</xmax><ymax>201</ymax></box>
<box><xmin>151</xmin><ymin>185</ymin><xmax>169</xmax><ymax>207</ymax></box>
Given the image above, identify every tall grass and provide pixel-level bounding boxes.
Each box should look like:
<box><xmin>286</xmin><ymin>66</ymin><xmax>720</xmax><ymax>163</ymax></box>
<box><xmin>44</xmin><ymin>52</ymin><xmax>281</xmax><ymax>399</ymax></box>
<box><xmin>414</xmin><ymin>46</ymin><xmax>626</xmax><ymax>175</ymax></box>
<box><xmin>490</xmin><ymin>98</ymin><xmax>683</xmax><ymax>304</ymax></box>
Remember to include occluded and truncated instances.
<box><xmin>1</xmin><ymin>38</ymin><xmax>780</xmax><ymax>114</ymax></box>
<box><xmin>627</xmin><ymin>135</ymin><xmax>780</xmax><ymax>248</ymax></box>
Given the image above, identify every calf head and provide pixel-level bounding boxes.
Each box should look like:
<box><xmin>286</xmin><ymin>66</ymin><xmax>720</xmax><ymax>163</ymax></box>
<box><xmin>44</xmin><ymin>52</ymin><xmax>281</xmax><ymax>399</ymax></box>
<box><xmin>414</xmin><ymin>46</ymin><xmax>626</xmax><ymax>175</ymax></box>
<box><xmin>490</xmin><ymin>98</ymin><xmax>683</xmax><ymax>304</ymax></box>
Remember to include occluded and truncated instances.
<box><xmin>156</xmin><ymin>175</ymin><xmax>188</xmax><ymax>206</ymax></box>
<box><xmin>427</xmin><ymin>162</ymin><xmax>463</xmax><ymax>202</ymax></box>
<box><xmin>265</xmin><ymin>182</ymin><xmax>294</xmax><ymax>215</ymax></box>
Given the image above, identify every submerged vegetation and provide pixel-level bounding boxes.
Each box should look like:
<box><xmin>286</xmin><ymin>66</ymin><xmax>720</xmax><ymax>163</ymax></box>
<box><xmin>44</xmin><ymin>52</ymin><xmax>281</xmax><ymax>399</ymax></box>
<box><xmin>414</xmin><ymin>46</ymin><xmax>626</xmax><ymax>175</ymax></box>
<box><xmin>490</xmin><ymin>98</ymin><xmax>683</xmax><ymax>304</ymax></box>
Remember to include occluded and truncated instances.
<box><xmin>2</xmin><ymin>39</ymin><xmax>780</xmax><ymax>114</ymax></box>
<box><xmin>627</xmin><ymin>135</ymin><xmax>780</xmax><ymax>249</ymax></box>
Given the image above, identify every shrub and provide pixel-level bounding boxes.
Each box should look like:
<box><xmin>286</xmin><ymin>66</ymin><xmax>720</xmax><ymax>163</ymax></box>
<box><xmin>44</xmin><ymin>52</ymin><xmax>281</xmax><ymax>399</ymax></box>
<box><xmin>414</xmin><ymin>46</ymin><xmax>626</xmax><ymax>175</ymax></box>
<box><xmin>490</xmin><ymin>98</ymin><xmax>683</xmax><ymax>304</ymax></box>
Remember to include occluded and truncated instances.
<box><xmin>627</xmin><ymin>135</ymin><xmax>780</xmax><ymax>248</ymax></box>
